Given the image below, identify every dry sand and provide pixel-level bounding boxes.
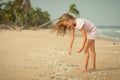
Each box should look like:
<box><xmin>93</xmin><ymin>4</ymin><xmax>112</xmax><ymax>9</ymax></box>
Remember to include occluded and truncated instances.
<box><xmin>0</xmin><ymin>29</ymin><xmax>120</xmax><ymax>80</ymax></box>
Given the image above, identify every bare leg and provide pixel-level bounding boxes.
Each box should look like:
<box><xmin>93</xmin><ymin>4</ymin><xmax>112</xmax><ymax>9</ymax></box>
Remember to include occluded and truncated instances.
<box><xmin>83</xmin><ymin>51</ymin><xmax>89</xmax><ymax>71</ymax></box>
<box><xmin>90</xmin><ymin>40</ymin><xmax>96</xmax><ymax>70</ymax></box>
<box><xmin>79</xmin><ymin>39</ymin><xmax>92</xmax><ymax>72</ymax></box>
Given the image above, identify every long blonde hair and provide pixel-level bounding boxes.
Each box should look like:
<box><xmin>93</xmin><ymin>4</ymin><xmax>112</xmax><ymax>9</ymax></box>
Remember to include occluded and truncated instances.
<box><xmin>52</xmin><ymin>13</ymin><xmax>75</xmax><ymax>36</ymax></box>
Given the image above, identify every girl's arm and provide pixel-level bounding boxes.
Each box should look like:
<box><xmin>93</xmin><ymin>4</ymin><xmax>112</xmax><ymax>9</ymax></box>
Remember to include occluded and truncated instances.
<box><xmin>77</xmin><ymin>27</ymin><xmax>87</xmax><ymax>53</ymax></box>
<box><xmin>68</xmin><ymin>28</ymin><xmax>75</xmax><ymax>55</ymax></box>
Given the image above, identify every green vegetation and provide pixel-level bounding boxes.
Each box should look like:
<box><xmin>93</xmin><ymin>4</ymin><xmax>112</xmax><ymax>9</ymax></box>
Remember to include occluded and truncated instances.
<box><xmin>68</xmin><ymin>3</ymin><xmax>80</xmax><ymax>17</ymax></box>
<box><xmin>41</xmin><ymin>3</ymin><xmax>80</xmax><ymax>29</ymax></box>
<box><xmin>0</xmin><ymin>1</ymin><xmax>79</xmax><ymax>30</ymax></box>
<box><xmin>0</xmin><ymin>0</ymin><xmax>51</xmax><ymax>30</ymax></box>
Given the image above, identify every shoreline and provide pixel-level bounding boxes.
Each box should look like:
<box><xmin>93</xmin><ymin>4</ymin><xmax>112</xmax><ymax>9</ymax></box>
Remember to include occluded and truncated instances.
<box><xmin>0</xmin><ymin>29</ymin><xmax>120</xmax><ymax>80</ymax></box>
<box><xmin>97</xmin><ymin>35</ymin><xmax>120</xmax><ymax>42</ymax></box>
<box><xmin>97</xmin><ymin>36</ymin><xmax>120</xmax><ymax>44</ymax></box>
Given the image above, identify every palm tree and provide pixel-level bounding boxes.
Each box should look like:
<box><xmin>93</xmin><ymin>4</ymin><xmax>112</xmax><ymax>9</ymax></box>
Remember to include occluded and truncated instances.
<box><xmin>0</xmin><ymin>2</ymin><xmax>6</xmax><ymax>23</ymax></box>
<box><xmin>30</xmin><ymin>8</ymin><xmax>41</xmax><ymax>28</ymax></box>
<box><xmin>4</xmin><ymin>1</ymin><xmax>15</xmax><ymax>24</ymax></box>
<box><xmin>41</xmin><ymin>11</ymin><xmax>50</xmax><ymax>23</ymax></box>
<box><xmin>23</xmin><ymin>0</ymin><xmax>31</xmax><ymax>28</ymax></box>
<box><xmin>39</xmin><ymin>3</ymin><xmax>80</xmax><ymax>28</ymax></box>
<box><xmin>68</xmin><ymin>3</ymin><xmax>80</xmax><ymax>17</ymax></box>
<box><xmin>30</xmin><ymin>8</ymin><xmax>51</xmax><ymax>29</ymax></box>
<box><xmin>14</xmin><ymin>0</ymin><xmax>23</xmax><ymax>26</ymax></box>
<box><xmin>14</xmin><ymin>0</ymin><xmax>31</xmax><ymax>28</ymax></box>
<box><xmin>0</xmin><ymin>0</ymin><xmax>51</xmax><ymax>30</ymax></box>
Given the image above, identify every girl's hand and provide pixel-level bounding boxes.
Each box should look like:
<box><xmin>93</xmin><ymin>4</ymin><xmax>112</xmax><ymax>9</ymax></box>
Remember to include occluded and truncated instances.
<box><xmin>68</xmin><ymin>49</ymin><xmax>72</xmax><ymax>55</ymax></box>
<box><xmin>77</xmin><ymin>48</ymin><xmax>83</xmax><ymax>53</ymax></box>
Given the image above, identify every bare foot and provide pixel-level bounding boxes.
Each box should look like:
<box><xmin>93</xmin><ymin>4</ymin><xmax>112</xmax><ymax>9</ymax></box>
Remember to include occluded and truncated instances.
<box><xmin>88</xmin><ymin>68</ymin><xmax>96</xmax><ymax>72</ymax></box>
<box><xmin>77</xmin><ymin>68</ymin><xmax>88</xmax><ymax>73</ymax></box>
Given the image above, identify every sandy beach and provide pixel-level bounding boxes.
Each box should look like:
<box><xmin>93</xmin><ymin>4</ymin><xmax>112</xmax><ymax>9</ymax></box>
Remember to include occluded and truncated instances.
<box><xmin>0</xmin><ymin>29</ymin><xmax>120</xmax><ymax>80</ymax></box>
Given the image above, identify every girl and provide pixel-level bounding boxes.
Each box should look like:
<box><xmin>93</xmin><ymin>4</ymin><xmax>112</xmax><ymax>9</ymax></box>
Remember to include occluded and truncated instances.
<box><xmin>52</xmin><ymin>13</ymin><xmax>98</xmax><ymax>72</ymax></box>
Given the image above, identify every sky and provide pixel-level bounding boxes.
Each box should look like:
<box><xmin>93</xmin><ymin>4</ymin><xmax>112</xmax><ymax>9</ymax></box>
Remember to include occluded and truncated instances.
<box><xmin>1</xmin><ymin>0</ymin><xmax>120</xmax><ymax>26</ymax></box>
<box><xmin>30</xmin><ymin>0</ymin><xmax>120</xmax><ymax>26</ymax></box>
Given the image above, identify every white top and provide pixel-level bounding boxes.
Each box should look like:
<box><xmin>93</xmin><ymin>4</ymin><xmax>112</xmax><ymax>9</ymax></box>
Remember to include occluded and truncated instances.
<box><xmin>75</xmin><ymin>18</ymin><xmax>97</xmax><ymax>33</ymax></box>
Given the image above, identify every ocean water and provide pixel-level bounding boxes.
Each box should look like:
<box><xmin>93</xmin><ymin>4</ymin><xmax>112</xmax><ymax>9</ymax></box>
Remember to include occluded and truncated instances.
<box><xmin>98</xmin><ymin>26</ymin><xmax>120</xmax><ymax>41</ymax></box>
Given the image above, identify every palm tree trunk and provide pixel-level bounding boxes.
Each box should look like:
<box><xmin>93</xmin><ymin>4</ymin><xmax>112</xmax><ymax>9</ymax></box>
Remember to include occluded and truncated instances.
<box><xmin>15</xmin><ymin>13</ymin><xmax>17</xmax><ymax>26</ymax></box>
<box><xmin>39</xmin><ymin>18</ymin><xmax>58</xmax><ymax>28</ymax></box>
<box><xmin>23</xmin><ymin>0</ymin><xmax>31</xmax><ymax>28</ymax></box>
